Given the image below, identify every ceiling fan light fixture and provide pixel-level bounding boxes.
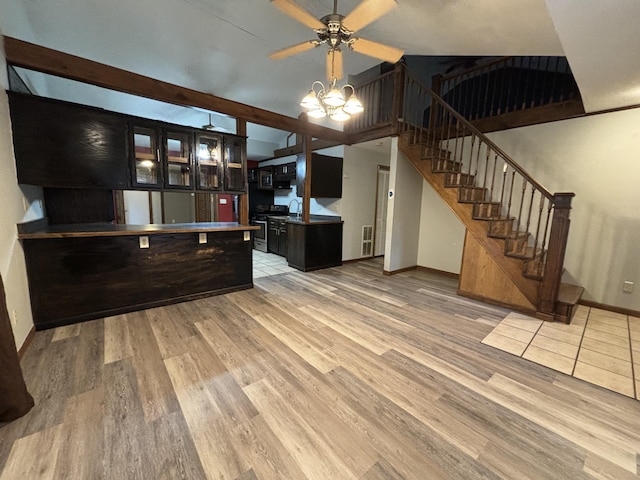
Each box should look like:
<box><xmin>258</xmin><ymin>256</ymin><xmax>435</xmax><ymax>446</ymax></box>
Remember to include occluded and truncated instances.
<box><xmin>343</xmin><ymin>93</ymin><xmax>364</xmax><ymax>114</ymax></box>
<box><xmin>323</xmin><ymin>86</ymin><xmax>346</xmax><ymax>107</ymax></box>
<box><xmin>329</xmin><ymin>107</ymin><xmax>351</xmax><ymax>122</ymax></box>
<box><xmin>300</xmin><ymin>89</ymin><xmax>321</xmax><ymax>109</ymax></box>
<box><xmin>307</xmin><ymin>107</ymin><xmax>327</xmax><ymax>119</ymax></box>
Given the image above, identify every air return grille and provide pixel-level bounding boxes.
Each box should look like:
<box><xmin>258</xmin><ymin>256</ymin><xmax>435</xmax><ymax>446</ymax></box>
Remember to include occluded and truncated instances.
<box><xmin>361</xmin><ymin>225</ymin><xmax>373</xmax><ymax>257</ymax></box>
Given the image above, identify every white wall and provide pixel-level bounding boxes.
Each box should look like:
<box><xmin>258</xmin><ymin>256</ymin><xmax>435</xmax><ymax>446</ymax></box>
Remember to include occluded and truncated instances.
<box><xmin>485</xmin><ymin>108</ymin><xmax>640</xmax><ymax>311</ymax></box>
<box><xmin>341</xmin><ymin>145</ymin><xmax>391</xmax><ymax>260</ymax></box>
<box><xmin>384</xmin><ymin>138</ymin><xmax>423</xmax><ymax>272</ymax></box>
<box><xmin>0</xmin><ymin>36</ymin><xmax>43</xmax><ymax>348</ymax></box>
<box><xmin>418</xmin><ymin>180</ymin><xmax>466</xmax><ymax>274</ymax></box>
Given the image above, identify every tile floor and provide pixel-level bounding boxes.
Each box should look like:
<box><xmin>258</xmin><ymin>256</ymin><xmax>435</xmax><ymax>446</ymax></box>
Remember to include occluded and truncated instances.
<box><xmin>252</xmin><ymin>249</ymin><xmax>297</xmax><ymax>278</ymax></box>
<box><xmin>482</xmin><ymin>305</ymin><xmax>640</xmax><ymax>399</ymax></box>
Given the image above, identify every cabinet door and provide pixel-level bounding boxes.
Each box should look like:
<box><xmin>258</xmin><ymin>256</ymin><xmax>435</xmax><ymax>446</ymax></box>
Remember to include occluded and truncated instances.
<box><xmin>195</xmin><ymin>133</ymin><xmax>223</xmax><ymax>190</ymax></box>
<box><xmin>131</xmin><ymin>125</ymin><xmax>162</xmax><ymax>188</ymax></box>
<box><xmin>223</xmin><ymin>136</ymin><xmax>246</xmax><ymax>192</ymax></box>
<box><xmin>165</xmin><ymin>130</ymin><xmax>193</xmax><ymax>189</ymax></box>
<box><xmin>267</xmin><ymin>219</ymin><xmax>278</xmax><ymax>253</ymax></box>
<box><xmin>278</xmin><ymin>221</ymin><xmax>288</xmax><ymax>257</ymax></box>
<box><xmin>9</xmin><ymin>92</ymin><xmax>128</xmax><ymax>189</ymax></box>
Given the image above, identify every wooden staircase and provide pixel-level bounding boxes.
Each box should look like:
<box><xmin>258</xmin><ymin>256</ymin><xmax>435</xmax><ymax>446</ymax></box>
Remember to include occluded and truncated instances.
<box><xmin>396</xmin><ymin>70</ymin><xmax>583</xmax><ymax>322</ymax></box>
<box><xmin>400</xmin><ymin>134</ymin><xmax>583</xmax><ymax>322</ymax></box>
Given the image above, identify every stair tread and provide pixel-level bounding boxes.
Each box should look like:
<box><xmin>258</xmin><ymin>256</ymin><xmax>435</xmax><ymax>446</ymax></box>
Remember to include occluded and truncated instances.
<box><xmin>557</xmin><ymin>283</ymin><xmax>584</xmax><ymax>305</ymax></box>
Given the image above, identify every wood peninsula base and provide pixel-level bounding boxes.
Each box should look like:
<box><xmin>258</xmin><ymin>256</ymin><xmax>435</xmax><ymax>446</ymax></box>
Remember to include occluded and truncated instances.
<box><xmin>19</xmin><ymin>223</ymin><xmax>257</xmax><ymax>330</ymax></box>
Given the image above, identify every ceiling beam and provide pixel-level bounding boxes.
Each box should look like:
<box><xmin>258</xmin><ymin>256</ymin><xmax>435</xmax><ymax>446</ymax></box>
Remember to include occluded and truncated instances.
<box><xmin>3</xmin><ymin>36</ymin><xmax>349</xmax><ymax>144</ymax></box>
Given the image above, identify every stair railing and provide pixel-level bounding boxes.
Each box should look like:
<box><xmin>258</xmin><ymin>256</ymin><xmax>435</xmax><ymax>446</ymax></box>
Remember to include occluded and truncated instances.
<box><xmin>435</xmin><ymin>56</ymin><xmax>580</xmax><ymax>122</ymax></box>
<box><xmin>400</xmin><ymin>67</ymin><xmax>574</xmax><ymax>317</ymax></box>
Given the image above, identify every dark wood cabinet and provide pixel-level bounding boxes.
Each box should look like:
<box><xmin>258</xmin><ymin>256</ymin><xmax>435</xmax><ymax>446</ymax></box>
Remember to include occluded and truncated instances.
<box><xmin>223</xmin><ymin>136</ymin><xmax>246</xmax><ymax>192</ymax></box>
<box><xmin>267</xmin><ymin>217</ymin><xmax>287</xmax><ymax>256</ymax></box>
<box><xmin>130</xmin><ymin>123</ymin><xmax>162</xmax><ymax>188</ymax></box>
<box><xmin>165</xmin><ymin>128</ymin><xmax>194</xmax><ymax>189</ymax></box>
<box><xmin>287</xmin><ymin>221</ymin><xmax>342</xmax><ymax>271</ymax></box>
<box><xmin>274</xmin><ymin>162</ymin><xmax>296</xmax><ymax>181</ymax></box>
<box><xmin>9</xmin><ymin>92</ymin><xmax>247</xmax><ymax>194</ymax></box>
<box><xmin>195</xmin><ymin>132</ymin><xmax>223</xmax><ymax>190</ymax></box>
<box><xmin>21</xmin><ymin>229</ymin><xmax>253</xmax><ymax>330</ymax></box>
<box><xmin>8</xmin><ymin>92</ymin><xmax>129</xmax><ymax>189</ymax></box>
<box><xmin>296</xmin><ymin>153</ymin><xmax>343</xmax><ymax>198</ymax></box>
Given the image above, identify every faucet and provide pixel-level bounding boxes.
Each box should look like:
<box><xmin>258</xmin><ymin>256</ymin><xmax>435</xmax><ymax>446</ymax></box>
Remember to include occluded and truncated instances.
<box><xmin>288</xmin><ymin>198</ymin><xmax>301</xmax><ymax>217</ymax></box>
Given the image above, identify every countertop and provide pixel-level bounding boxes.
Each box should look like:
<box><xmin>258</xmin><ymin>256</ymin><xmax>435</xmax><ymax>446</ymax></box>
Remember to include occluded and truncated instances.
<box><xmin>268</xmin><ymin>215</ymin><xmax>343</xmax><ymax>225</ymax></box>
<box><xmin>18</xmin><ymin>222</ymin><xmax>260</xmax><ymax>239</ymax></box>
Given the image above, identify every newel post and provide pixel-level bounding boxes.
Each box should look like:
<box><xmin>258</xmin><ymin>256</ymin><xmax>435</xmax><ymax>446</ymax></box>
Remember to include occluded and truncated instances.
<box><xmin>538</xmin><ymin>192</ymin><xmax>575</xmax><ymax>319</ymax></box>
<box><xmin>391</xmin><ymin>63</ymin><xmax>405</xmax><ymax>133</ymax></box>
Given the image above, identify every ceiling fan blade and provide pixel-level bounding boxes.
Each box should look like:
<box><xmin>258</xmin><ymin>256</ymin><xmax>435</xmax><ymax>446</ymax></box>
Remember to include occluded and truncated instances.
<box><xmin>269</xmin><ymin>40</ymin><xmax>318</xmax><ymax>60</ymax></box>
<box><xmin>271</xmin><ymin>0</ymin><xmax>325</xmax><ymax>30</ymax></box>
<box><xmin>348</xmin><ymin>37</ymin><xmax>404</xmax><ymax>64</ymax></box>
<box><xmin>342</xmin><ymin>0</ymin><xmax>398</xmax><ymax>32</ymax></box>
<box><xmin>327</xmin><ymin>48</ymin><xmax>344</xmax><ymax>80</ymax></box>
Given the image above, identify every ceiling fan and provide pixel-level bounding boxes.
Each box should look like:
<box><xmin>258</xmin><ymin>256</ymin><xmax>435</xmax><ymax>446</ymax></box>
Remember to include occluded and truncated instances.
<box><xmin>269</xmin><ymin>0</ymin><xmax>404</xmax><ymax>80</ymax></box>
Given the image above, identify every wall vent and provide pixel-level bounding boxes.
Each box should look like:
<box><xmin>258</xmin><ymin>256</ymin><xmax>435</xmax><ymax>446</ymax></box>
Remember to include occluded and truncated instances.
<box><xmin>361</xmin><ymin>225</ymin><xmax>373</xmax><ymax>257</ymax></box>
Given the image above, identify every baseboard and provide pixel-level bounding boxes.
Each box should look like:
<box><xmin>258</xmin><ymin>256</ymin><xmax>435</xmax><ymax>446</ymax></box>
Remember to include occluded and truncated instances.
<box><xmin>342</xmin><ymin>257</ymin><xmax>373</xmax><ymax>264</ymax></box>
<box><xmin>383</xmin><ymin>265</ymin><xmax>417</xmax><ymax>276</ymax></box>
<box><xmin>457</xmin><ymin>288</ymin><xmax>537</xmax><ymax>317</ymax></box>
<box><xmin>416</xmin><ymin>265</ymin><xmax>460</xmax><ymax>279</ymax></box>
<box><xmin>18</xmin><ymin>326</ymin><xmax>36</xmax><ymax>360</ymax></box>
<box><xmin>579</xmin><ymin>299</ymin><xmax>640</xmax><ymax>318</ymax></box>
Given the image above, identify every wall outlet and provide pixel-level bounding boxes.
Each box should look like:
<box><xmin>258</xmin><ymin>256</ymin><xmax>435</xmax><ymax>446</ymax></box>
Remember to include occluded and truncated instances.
<box><xmin>198</xmin><ymin>233</ymin><xmax>207</xmax><ymax>244</ymax></box>
<box><xmin>139</xmin><ymin>236</ymin><xmax>149</xmax><ymax>249</ymax></box>
<box><xmin>11</xmin><ymin>309</ymin><xmax>18</xmax><ymax>327</ymax></box>
<box><xmin>623</xmin><ymin>281</ymin><xmax>634</xmax><ymax>293</ymax></box>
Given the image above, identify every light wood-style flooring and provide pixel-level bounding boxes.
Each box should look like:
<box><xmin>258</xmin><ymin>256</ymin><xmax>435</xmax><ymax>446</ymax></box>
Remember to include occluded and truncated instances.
<box><xmin>2</xmin><ymin>259</ymin><xmax>640</xmax><ymax>479</ymax></box>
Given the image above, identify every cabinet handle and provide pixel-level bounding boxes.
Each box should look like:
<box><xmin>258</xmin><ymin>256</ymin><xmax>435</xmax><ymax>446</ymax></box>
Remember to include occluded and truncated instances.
<box><xmin>156</xmin><ymin>148</ymin><xmax>160</xmax><ymax>163</ymax></box>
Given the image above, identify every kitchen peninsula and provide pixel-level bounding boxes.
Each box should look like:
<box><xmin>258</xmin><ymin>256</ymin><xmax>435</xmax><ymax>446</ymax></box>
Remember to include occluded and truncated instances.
<box><xmin>19</xmin><ymin>222</ymin><xmax>258</xmax><ymax>330</ymax></box>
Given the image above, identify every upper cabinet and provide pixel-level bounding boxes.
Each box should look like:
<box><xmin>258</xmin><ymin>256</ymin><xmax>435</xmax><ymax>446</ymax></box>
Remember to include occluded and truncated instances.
<box><xmin>195</xmin><ymin>132</ymin><xmax>223</xmax><ymax>190</ymax></box>
<box><xmin>223</xmin><ymin>136</ymin><xmax>246</xmax><ymax>192</ymax></box>
<box><xmin>9</xmin><ymin>92</ymin><xmax>129</xmax><ymax>189</ymax></box>
<box><xmin>8</xmin><ymin>92</ymin><xmax>247</xmax><ymax>194</ymax></box>
<box><xmin>165</xmin><ymin>129</ymin><xmax>193</xmax><ymax>189</ymax></box>
<box><xmin>130</xmin><ymin>124</ymin><xmax>162</xmax><ymax>188</ymax></box>
<box><xmin>296</xmin><ymin>153</ymin><xmax>343</xmax><ymax>198</ymax></box>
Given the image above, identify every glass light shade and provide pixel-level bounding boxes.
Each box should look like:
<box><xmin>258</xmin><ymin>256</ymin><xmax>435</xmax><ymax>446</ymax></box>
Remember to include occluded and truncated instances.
<box><xmin>300</xmin><ymin>90</ymin><xmax>321</xmax><ymax>109</ymax></box>
<box><xmin>323</xmin><ymin>87</ymin><xmax>346</xmax><ymax>107</ymax></box>
<box><xmin>329</xmin><ymin>107</ymin><xmax>351</xmax><ymax>122</ymax></box>
<box><xmin>307</xmin><ymin>107</ymin><xmax>327</xmax><ymax>119</ymax></box>
<box><xmin>343</xmin><ymin>94</ymin><xmax>364</xmax><ymax>114</ymax></box>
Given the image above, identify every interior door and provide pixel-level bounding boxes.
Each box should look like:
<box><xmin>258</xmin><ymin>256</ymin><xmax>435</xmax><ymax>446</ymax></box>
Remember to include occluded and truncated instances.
<box><xmin>373</xmin><ymin>166</ymin><xmax>390</xmax><ymax>257</ymax></box>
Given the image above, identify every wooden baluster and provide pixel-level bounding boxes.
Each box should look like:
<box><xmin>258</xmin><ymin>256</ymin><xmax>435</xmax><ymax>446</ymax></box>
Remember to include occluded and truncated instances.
<box><xmin>504</xmin><ymin>57</ymin><xmax>515</xmax><ymax>114</ymax></box>
<box><xmin>506</xmin><ymin>170</ymin><xmax>516</xmax><ymax>219</ymax></box>
<box><xmin>488</xmin><ymin>153</ymin><xmax>498</xmax><ymax>198</ymax></box>
<box><xmin>532</xmin><ymin>193</ymin><xmax>546</xmax><ymax>259</ymax></box>
<box><xmin>516</xmin><ymin>178</ymin><xmax>527</xmax><ymax>237</ymax></box>
<box><xmin>539</xmin><ymin>56</ymin><xmax>551</xmax><ymax>106</ymax></box>
<box><xmin>538</xmin><ymin>193</ymin><xmax>575</xmax><ymax>319</ymax></box>
<box><xmin>499</xmin><ymin>161</ymin><xmax>508</xmax><ymax>218</ymax></box>
<box><xmin>524</xmin><ymin>186</ymin><xmax>536</xmax><ymax>256</ymax></box>
<box><xmin>473</xmin><ymin>139</ymin><xmax>482</xmax><ymax>182</ymax></box>
<box><xmin>466</xmin><ymin>134</ymin><xmax>475</xmax><ymax>176</ymax></box>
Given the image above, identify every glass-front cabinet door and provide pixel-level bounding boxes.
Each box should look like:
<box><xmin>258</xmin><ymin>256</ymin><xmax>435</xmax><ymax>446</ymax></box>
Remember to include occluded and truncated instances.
<box><xmin>131</xmin><ymin>125</ymin><xmax>161</xmax><ymax>187</ymax></box>
<box><xmin>224</xmin><ymin>136</ymin><xmax>246</xmax><ymax>192</ymax></box>
<box><xmin>195</xmin><ymin>133</ymin><xmax>223</xmax><ymax>190</ymax></box>
<box><xmin>165</xmin><ymin>130</ymin><xmax>193</xmax><ymax>189</ymax></box>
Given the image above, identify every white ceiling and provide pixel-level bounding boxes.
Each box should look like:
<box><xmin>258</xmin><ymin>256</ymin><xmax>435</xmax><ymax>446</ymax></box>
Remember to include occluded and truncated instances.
<box><xmin>1</xmin><ymin>0</ymin><xmax>639</xmax><ymax>157</ymax></box>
